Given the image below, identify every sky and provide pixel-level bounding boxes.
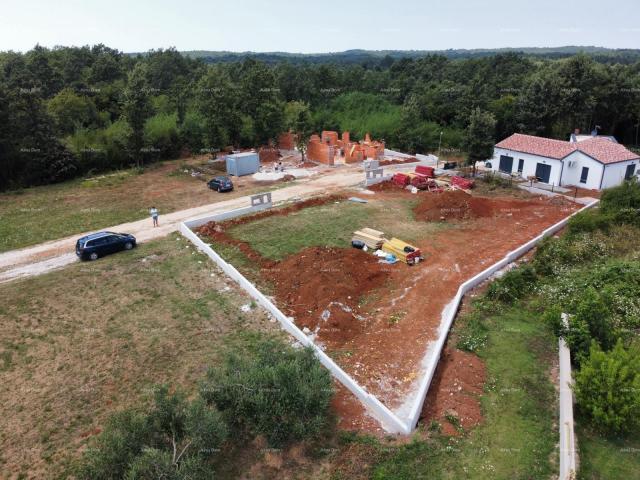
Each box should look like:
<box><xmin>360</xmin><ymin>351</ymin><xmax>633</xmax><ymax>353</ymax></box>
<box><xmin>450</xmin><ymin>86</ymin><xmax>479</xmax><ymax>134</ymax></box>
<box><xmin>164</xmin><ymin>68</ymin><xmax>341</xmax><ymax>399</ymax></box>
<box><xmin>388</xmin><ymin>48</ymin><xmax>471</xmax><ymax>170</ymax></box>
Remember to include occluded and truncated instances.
<box><xmin>1</xmin><ymin>0</ymin><xmax>639</xmax><ymax>53</ymax></box>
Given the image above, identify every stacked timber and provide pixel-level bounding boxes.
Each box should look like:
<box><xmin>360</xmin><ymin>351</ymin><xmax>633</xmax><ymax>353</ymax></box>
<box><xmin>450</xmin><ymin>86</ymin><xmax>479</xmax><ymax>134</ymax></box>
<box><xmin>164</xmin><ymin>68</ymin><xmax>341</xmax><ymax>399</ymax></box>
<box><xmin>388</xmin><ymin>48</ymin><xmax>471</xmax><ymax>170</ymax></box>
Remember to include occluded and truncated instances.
<box><xmin>352</xmin><ymin>228</ymin><xmax>385</xmax><ymax>250</ymax></box>
<box><xmin>381</xmin><ymin>238</ymin><xmax>422</xmax><ymax>265</ymax></box>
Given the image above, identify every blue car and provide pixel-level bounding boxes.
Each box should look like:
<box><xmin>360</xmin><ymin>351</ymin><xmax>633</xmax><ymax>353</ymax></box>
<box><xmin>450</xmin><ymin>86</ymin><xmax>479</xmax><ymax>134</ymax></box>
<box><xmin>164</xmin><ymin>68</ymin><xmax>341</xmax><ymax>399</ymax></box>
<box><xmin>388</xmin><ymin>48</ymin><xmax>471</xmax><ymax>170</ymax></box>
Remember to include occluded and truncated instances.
<box><xmin>207</xmin><ymin>175</ymin><xmax>234</xmax><ymax>192</ymax></box>
<box><xmin>76</xmin><ymin>231</ymin><xmax>136</xmax><ymax>261</ymax></box>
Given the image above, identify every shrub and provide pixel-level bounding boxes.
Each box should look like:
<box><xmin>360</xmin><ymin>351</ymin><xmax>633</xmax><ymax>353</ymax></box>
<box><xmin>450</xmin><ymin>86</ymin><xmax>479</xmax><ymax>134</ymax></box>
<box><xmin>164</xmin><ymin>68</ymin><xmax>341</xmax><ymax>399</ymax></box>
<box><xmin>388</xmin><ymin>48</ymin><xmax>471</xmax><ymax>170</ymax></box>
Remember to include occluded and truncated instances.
<box><xmin>486</xmin><ymin>264</ymin><xmax>537</xmax><ymax>303</ymax></box>
<box><xmin>533</xmin><ymin>235</ymin><xmax>610</xmax><ymax>276</ymax></box>
<box><xmin>78</xmin><ymin>385</ymin><xmax>227</xmax><ymax>479</ymax></box>
<box><xmin>600</xmin><ymin>180</ymin><xmax>640</xmax><ymax>214</ymax></box>
<box><xmin>567</xmin><ymin>209</ymin><xmax>616</xmax><ymax>235</ymax></box>
<box><xmin>574</xmin><ymin>340</ymin><xmax>640</xmax><ymax>434</ymax></box>
<box><xmin>200</xmin><ymin>338</ymin><xmax>334</xmax><ymax>447</ymax></box>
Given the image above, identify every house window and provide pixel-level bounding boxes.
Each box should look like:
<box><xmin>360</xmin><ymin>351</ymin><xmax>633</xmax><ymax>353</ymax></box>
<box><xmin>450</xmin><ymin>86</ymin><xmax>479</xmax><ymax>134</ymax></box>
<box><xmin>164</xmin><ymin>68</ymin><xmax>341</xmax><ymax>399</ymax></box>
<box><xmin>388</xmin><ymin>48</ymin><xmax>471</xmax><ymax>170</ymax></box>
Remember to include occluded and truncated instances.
<box><xmin>517</xmin><ymin>159</ymin><xmax>524</xmax><ymax>174</ymax></box>
<box><xmin>625</xmin><ymin>164</ymin><xmax>636</xmax><ymax>180</ymax></box>
<box><xmin>580</xmin><ymin>167</ymin><xmax>589</xmax><ymax>184</ymax></box>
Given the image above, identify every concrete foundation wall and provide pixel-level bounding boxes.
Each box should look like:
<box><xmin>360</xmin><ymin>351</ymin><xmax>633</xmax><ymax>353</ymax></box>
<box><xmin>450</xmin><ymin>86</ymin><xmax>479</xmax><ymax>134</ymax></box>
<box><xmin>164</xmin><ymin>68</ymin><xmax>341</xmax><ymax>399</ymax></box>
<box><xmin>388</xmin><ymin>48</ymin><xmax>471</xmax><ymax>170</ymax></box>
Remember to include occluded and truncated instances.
<box><xmin>180</xmin><ymin>207</ymin><xmax>410</xmax><ymax>434</ymax></box>
<box><xmin>180</xmin><ymin>193</ymin><xmax>596</xmax><ymax>436</ymax></box>
<box><xmin>401</xmin><ymin>199</ymin><xmax>599</xmax><ymax>429</ymax></box>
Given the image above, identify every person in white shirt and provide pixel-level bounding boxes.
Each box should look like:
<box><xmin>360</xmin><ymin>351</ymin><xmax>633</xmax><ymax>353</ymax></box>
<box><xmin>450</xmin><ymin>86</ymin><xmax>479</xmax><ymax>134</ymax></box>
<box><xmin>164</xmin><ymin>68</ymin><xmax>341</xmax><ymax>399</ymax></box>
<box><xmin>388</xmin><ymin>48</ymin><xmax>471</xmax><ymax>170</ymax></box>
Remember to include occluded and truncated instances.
<box><xmin>149</xmin><ymin>206</ymin><xmax>159</xmax><ymax>227</ymax></box>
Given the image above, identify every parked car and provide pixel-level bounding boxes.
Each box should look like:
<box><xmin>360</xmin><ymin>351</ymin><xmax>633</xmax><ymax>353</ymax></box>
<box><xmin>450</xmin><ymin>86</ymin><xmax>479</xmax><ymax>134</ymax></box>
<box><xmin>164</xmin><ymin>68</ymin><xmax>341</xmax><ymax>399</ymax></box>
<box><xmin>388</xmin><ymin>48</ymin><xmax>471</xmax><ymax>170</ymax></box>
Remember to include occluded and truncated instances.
<box><xmin>76</xmin><ymin>232</ymin><xmax>136</xmax><ymax>261</ymax></box>
<box><xmin>207</xmin><ymin>175</ymin><xmax>234</xmax><ymax>192</ymax></box>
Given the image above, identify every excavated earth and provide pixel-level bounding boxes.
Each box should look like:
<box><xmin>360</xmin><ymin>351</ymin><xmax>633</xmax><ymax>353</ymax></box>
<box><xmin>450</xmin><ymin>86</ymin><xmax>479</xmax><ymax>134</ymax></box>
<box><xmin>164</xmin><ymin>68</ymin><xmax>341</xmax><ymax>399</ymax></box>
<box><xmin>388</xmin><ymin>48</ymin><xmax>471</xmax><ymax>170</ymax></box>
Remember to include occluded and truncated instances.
<box><xmin>198</xmin><ymin>189</ymin><xmax>579</xmax><ymax>433</ymax></box>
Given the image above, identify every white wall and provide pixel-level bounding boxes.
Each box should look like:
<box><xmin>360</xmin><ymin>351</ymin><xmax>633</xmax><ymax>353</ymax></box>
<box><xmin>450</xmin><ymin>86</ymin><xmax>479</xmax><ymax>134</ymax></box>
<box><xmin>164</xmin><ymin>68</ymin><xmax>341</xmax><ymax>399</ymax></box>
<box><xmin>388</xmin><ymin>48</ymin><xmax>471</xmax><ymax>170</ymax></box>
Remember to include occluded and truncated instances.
<box><xmin>491</xmin><ymin>148</ymin><xmax>563</xmax><ymax>185</ymax></box>
<box><xmin>601</xmin><ymin>159</ymin><xmax>640</xmax><ymax>189</ymax></box>
<box><xmin>560</xmin><ymin>151</ymin><xmax>604</xmax><ymax>190</ymax></box>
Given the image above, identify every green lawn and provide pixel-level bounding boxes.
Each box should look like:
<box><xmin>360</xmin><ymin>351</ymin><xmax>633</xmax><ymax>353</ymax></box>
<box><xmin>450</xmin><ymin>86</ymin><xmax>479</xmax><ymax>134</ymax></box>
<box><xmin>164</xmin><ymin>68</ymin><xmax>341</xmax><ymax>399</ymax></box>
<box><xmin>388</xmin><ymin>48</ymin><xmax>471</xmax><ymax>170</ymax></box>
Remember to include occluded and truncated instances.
<box><xmin>576</xmin><ymin>424</ymin><xmax>640</xmax><ymax>480</ymax></box>
<box><xmin>365</xmin><ymin>304</ymin><xmax>558</xmax><ymax>480</ymax></box>
<box><xmin>225</xmin><ymin>197</ymin><xmax>449</xmax><ymax>261</ymax></box>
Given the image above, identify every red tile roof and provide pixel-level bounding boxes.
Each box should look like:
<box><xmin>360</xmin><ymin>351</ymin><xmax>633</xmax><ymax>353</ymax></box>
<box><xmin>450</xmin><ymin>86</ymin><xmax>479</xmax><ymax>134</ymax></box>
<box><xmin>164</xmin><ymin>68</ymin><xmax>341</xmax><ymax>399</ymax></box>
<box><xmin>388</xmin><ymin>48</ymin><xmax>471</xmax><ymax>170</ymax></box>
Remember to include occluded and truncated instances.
<box><xmin>496</xmin><ymin>133</ymin><xmax>639</xmax><ymax>164</ymax></box>
<box><xmin>575</xmin><ymin>137</ymin><xmax>639</xmax><ymax>164</ymax></box>
<box><xmin>496</xmin><ymin>133</ymin><xmax>576</xmax><ymax>159</ymax></box>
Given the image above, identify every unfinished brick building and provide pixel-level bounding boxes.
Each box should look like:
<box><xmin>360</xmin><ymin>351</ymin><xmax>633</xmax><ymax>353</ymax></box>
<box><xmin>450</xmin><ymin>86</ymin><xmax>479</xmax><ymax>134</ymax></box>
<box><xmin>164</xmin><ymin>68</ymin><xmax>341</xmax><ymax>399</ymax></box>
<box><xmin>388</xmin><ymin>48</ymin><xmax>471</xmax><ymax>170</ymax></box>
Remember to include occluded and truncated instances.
<box><xmin>306</xmin><ymin>131</ymin><xmax>385</xmax><ymax>165</ymax></box>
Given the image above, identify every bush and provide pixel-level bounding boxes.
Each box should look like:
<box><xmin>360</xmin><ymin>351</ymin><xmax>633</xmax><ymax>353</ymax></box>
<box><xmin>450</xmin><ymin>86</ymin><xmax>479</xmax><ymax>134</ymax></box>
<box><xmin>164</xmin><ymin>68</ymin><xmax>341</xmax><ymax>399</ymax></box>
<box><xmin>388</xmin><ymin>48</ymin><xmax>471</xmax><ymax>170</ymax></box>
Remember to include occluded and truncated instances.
<box><xmin>78</xmin><ymin>385</ymin><xmax>227</xmax><ymax>479</ymax></box>
<box><xmin>574</xmin><ymin>340</ymin><xmax>640</xmax><ymax>434</ymax></box>
<box><xmin>486</xmin><ymin>264</ymin><xmax>537</xmax><ymax>303</ymax></box>
<box><xmin>533</xmin><ymin>235</ymin><xmax>610</xmax><ymax>276</ymax></box>
<box><xmin>200</xmin><ymin>338</ymin><xmax>334</xmax><ymax>447</ymax></box>
<box><xmin>600</xmin><ymin>180</ymin><xmax>640</xmax><ymax>214</ymax></box>
<box><xmin>567</xmin><ymin>209</ymin><xmax>616</xmax><ymax>235</ymax></box>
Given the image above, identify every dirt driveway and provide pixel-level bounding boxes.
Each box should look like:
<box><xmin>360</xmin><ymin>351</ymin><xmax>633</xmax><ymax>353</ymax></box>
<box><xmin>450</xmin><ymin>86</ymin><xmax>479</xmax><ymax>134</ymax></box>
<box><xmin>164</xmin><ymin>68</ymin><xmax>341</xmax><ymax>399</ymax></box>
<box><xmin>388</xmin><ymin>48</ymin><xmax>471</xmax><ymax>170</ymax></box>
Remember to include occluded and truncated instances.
<box><xmin>0</xmin><ymin>164</ymin><xmax>421</xmax><ymax>283</ymax></box>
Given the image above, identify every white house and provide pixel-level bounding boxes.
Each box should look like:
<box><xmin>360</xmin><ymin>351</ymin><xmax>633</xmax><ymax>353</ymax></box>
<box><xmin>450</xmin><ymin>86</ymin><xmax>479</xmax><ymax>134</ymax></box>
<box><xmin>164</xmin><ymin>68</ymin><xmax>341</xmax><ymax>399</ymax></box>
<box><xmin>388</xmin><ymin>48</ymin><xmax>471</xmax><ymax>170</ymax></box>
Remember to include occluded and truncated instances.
<box><xmin>489</xmin><ymin>133</ymin><xmax>640</xmax><ymax>190</ymax></box>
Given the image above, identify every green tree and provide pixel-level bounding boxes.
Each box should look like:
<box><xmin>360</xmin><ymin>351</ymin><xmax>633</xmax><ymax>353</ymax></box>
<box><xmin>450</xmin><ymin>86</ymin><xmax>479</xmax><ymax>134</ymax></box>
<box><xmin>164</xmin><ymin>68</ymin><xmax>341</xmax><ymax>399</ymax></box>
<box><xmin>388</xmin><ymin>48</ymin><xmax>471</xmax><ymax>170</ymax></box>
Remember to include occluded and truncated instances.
<box><xmin>574</xmin><ymin>340</ymin><xmax>640</xmax><ymax>434</ymax></box>
<box><xmin>79</xmin><ymin>385</ymin><xmax>227</xmax><ymax>480</ymax></box>
<box><xmin>465</xmin><ymin>107</ymin><xmax>496</xmax><ymax>174</ymax></box>
<box><xmin>200</xmin><ymin>338</ymin><xmax>333</xmax><ymax>447</ymax></box>
<box><xmin>284</xmin><ymin>101</ymin><xmax>313</xmax><ymax>160</ymax></box>
<box><xmin>122</xmin><ymin>63</ymin><xmax>152</xmax><ymax>167</ymax></box>
<box><xmin>47</xmin><ymin>88</ymin><xmax>97</xmax><ymax>134</ymax></box>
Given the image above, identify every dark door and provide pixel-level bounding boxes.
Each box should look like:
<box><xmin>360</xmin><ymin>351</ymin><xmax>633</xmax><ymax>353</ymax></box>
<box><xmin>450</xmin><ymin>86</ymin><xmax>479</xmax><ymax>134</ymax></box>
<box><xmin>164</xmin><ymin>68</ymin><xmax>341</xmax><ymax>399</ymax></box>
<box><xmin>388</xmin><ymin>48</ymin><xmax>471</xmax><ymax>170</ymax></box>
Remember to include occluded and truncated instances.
<box><xmin>535</xmin><ymin>163</ymin><xmax>552</xmax><ymax>183</ymax></box>
<box><xmin>625</xmin><ymin>164</ymin><xmax>636</xmax><ymax>179</ymax></box>
<box><xmin>580</xmin><ymin>167</ymin><xmax>589</xmax><ymax>184</ymax></box>
<box><xmin>499</xmin><ymin>155</ymin><xmax>513</xmax><ymax>173</ymax></box>
<box><xmin>517</xmin><ymin>159</ymin><xmax>524</xmax><ymax>174</ymax></box>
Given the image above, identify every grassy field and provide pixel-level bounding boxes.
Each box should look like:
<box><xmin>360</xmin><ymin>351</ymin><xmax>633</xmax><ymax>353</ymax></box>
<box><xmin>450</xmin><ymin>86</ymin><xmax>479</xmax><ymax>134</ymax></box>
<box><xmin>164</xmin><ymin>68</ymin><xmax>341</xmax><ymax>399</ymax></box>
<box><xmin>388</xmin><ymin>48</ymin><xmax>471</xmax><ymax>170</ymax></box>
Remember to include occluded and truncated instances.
<box><xmin>225</xmin><ymin>196</ymin><xmax>451</xmax><ymax>261</ymax></box>
<box><xmin>576</xmin><ymin>424</ymin><xmax>640</xmax><ymax>479</ymax></box>
<box><xmin>351</xmin><ymin>302</ymin><xmax>558</xmax><ymax>480</ymax></box>
<box><xmin>0</xmin><ymin>234</ymin><xmax>280</xmax><ymax>479</ymax></box>
<box><xmin>0</xmin><ymin>159</ymin><xmax>279</xmax><ymax>253</ymax></box>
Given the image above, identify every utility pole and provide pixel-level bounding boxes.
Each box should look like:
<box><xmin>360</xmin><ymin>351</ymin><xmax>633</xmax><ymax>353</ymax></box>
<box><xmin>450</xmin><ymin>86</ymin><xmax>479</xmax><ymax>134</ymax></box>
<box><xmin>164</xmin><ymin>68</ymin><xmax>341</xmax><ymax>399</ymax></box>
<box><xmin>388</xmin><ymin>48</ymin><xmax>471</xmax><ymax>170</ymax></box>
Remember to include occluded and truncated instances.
<box><xmin>437</xmin><ymin>131</ymin><xmax>443</xmax><ymax>168</ymax></box>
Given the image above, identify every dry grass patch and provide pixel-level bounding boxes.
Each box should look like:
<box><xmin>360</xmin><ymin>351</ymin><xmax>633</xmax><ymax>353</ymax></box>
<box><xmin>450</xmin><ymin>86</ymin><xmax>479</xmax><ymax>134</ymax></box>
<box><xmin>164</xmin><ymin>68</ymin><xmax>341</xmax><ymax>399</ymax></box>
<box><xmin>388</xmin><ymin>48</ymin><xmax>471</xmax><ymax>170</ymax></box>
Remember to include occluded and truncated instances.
<box><xmin>0</xmin><ymin>233</ymin><xmax>280</xmax><ymax>479</ymax></box>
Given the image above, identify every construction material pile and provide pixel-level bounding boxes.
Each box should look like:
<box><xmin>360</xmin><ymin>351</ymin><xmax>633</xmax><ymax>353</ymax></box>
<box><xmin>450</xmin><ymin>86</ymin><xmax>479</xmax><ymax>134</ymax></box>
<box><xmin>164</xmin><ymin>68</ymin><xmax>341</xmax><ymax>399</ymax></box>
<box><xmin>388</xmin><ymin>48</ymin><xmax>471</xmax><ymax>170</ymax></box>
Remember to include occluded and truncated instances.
<box><xmin>352</xmin><ymin>228</ymin><xmax>385</xmax><ymax>250</ymax></box>
<box><xmin>381</xmin><ymin>238</ymin><xmax>422</xmax><ymax>265</ymax></box>
<box><xmin>451</xmin><ymin>175</ymin><xmax>475</xmax><ymax>190</ymax></box>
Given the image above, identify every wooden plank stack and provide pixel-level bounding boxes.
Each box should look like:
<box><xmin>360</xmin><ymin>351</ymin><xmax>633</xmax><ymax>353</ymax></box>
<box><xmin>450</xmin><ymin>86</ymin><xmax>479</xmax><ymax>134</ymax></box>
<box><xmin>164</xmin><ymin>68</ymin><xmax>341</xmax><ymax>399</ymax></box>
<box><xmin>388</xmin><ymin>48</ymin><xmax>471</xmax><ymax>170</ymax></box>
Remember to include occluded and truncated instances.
<box><xmin>381</xmin><ymin>237</ymin><xmax>422</xmax><ymax>264</ymax></box>
<box><xmin>352</xmin><ymin>228</ymin><xmax>386</xmax><ymax>250</ymax></box>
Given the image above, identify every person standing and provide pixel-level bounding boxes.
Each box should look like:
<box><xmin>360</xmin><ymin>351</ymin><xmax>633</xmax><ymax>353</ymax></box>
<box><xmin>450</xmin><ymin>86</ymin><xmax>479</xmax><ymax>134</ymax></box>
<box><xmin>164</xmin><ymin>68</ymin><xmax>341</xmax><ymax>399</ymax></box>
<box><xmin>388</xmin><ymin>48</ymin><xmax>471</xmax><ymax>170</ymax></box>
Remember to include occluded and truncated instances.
<box><xmin>149</xmin><ymin>206</ymin><xmax>159</xmax><ymax>227</ymax></box>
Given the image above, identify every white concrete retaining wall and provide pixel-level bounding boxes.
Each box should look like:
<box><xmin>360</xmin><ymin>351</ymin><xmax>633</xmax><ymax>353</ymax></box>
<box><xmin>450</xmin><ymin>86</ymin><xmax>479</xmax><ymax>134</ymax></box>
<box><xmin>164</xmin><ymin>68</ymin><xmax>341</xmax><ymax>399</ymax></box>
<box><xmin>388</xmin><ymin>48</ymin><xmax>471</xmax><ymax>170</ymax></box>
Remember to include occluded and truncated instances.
<box><xmin>384</xmin><ymin>149</ymin><xmax>438</xmax><ymax>165</ymax></box>
<box><xmin>181</xmin><ymin>193</ymin><xmax>597</xmax><ymax>436</ymax></box>
<box><xmin>402</xmin><ymin>200</ymin><xmax>599</xmax><ymax>429</ymax></box>
<box><xmin>180</xmin><ymin>207</ymin><xmax>410</xmax><ymax>434</ymax></box>
<box><xmin>559</xmin><ymin>313</ymin><xmax>577</xmax><ymax>479</ymax></box>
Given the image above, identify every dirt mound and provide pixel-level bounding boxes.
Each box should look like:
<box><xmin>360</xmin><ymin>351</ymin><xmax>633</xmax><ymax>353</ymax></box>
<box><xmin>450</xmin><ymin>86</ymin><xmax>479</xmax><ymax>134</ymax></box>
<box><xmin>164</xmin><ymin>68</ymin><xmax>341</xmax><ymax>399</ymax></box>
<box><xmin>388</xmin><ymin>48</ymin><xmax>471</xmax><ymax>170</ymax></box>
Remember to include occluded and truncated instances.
<box><xmin>379</xmin><ymin>157</ymin><xmax>417</xmax><ymax>166</ymax></box>
<box><xmin>420</xmin><ymin>347</ymin><xmax>486</xmax><ymax>436</ymax></box>
<box><xmin>412</xmin><ymin>190</ymin><xmax>536</xmax><ymax>221</ymax></box>
<box><xmin>263</xmin><ymin>247</ymin><xmax>392</xmax><ymax>343</ymax></box>
<box><xmin>367</xmin><ymin>180</ymin><xmax>404</xmax><ymax>192</ymax></box>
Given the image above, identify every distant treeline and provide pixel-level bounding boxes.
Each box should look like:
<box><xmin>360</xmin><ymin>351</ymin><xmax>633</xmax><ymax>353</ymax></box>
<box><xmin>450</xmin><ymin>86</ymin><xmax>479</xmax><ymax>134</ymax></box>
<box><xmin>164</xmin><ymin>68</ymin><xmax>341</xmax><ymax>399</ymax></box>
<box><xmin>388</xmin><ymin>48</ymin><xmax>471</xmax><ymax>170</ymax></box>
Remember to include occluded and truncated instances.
<box><xmin>1</xmin><ymin>45</ymin><xmax>640</xmax><ymax>190</ymax></box>
<box><xmin>174</xmin><ymin>47</ymin><xmax>640</xmax><ymax>65</ymax></box>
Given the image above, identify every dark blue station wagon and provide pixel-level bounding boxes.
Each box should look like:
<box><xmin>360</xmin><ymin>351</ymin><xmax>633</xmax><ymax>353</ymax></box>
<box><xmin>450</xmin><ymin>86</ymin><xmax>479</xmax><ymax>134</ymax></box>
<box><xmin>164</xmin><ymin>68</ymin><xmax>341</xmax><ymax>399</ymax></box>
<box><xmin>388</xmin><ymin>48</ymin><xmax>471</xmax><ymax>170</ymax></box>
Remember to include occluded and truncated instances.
<box><xmin>76</xmin><ymin>232</ymin><xmax>136</xmax><ymax>261</ymax></box>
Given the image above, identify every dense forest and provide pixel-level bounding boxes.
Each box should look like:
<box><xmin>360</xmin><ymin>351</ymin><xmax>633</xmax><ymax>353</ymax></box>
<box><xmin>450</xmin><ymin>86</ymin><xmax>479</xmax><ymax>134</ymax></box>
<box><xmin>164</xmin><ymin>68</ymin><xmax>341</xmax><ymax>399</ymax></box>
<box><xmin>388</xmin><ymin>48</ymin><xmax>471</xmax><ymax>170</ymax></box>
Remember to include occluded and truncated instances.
<box><xmin>1</xmin><ymin>45</ymin><xmax>640</xmax><ymax>190</ymax></box>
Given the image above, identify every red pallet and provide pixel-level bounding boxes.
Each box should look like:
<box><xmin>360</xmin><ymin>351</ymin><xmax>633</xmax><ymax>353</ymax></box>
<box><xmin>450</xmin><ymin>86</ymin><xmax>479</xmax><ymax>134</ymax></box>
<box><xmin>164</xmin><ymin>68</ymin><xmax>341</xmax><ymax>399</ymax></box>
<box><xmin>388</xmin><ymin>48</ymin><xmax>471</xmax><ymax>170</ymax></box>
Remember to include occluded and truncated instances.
<box><xmin>392</xmin><ymin>172</ymin><xmax>411</xmax><ymax>186</ymax></box>
<box><xmin>451</xmin><ymin>176</ymin><xmax>475</xmax><ymax>190</ymax></box>
<box><xmin>415</xmin><ymin>165</ymin><xmax>435</xmax><ymax>178</ymax></box>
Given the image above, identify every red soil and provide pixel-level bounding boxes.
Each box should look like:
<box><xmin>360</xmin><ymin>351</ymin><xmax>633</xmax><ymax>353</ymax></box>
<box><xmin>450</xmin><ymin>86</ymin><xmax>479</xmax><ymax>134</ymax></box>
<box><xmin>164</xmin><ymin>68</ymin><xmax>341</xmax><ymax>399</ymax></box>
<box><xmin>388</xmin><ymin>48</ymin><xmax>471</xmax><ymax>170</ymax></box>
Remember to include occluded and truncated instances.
<box><xmin>366</xmin><ymin>180</ymin><xmax>406</xmax><ymax>192</ymax></box>
<box><xmin>412</xmin><ymin>189</ymin><xmax>571</xmax><ymax>221</ymax></box>
<box><xmin>263</xmin><ymin>247</ymin><xmax>392</xmax><ymax>343</ymax></box>
<box><xmin>379</xmin><ymin>157</ymin><xmax>418</xmax><ymax>166</ymax></box>
<box><xmin>199</xmin><ymin>189</ymin><xmax>579</xmax><ymax>434</ymax></box>
<box><xmin>419</xmin><ymin>348</ymin><xmax>486</xmax><ymax>436</ymax></box>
